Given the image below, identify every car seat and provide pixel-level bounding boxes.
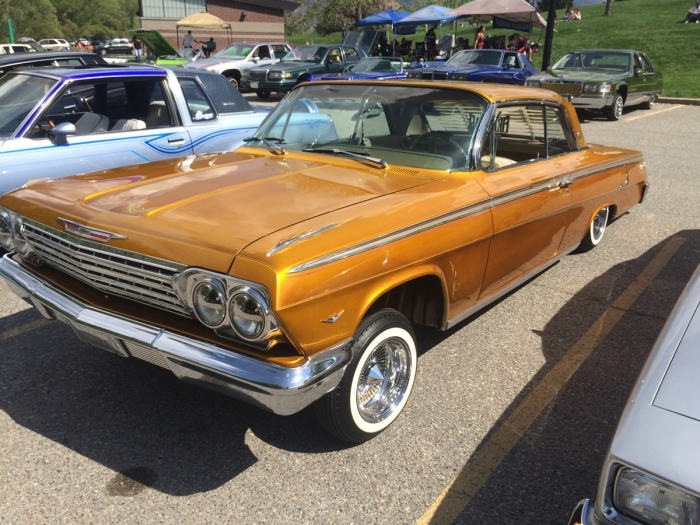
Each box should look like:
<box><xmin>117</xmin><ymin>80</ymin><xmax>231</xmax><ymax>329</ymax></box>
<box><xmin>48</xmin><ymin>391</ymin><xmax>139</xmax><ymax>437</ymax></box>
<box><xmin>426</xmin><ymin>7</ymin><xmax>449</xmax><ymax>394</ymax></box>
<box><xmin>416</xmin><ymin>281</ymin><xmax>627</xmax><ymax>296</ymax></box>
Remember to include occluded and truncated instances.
<box><xmin>111</xmin><ymin>119</ymin><xmax>146</xmax><ymax>131</ymax></box>
<box><xmin>74</xmin><ymin>112</ymin><xmax>109</xmax><ymax>135</ymax></box>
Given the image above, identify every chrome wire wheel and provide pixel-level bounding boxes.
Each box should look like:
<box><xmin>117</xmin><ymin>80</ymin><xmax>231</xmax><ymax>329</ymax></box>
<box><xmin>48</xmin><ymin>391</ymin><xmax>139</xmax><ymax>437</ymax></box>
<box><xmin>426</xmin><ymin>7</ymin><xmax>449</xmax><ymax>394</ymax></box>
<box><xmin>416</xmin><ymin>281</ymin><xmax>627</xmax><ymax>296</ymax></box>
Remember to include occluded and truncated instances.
<box><xmin>355</xmin><ymin>336</ymin><xmax>411</xmax><ymax>424</ymax></box>
<box><xmin>591</xmin><ymin>207</ymin><xmax>609</xmax><ymax>244</ymax></box>
<box><xmin>314</xmin><ymin>309</ymin><xmax>417</xmax><ymax>443</ymax></box>
<box><xmin>614</xmin><ymin>96</ymin><xmax>624</xmax><ymax>119</ymax></box>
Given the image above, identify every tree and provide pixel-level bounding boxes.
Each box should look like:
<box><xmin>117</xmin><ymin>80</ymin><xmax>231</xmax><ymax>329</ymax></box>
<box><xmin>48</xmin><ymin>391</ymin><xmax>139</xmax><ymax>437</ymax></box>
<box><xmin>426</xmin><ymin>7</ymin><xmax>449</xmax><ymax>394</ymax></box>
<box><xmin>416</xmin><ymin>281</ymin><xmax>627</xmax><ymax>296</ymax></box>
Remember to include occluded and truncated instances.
<box><xmin>316</xmin><ymin>0</ymin><xmax>398</xmax><ymax>35</ymax></box>
<box><xmin>0</xmin><ymin>0</ymin><xmax>62</xmax><ymax>41</ymax></box>
<box><xmin>604</xmin><ymin>0</ymin><xmax>612</xmax><ymax>16</ymax></box>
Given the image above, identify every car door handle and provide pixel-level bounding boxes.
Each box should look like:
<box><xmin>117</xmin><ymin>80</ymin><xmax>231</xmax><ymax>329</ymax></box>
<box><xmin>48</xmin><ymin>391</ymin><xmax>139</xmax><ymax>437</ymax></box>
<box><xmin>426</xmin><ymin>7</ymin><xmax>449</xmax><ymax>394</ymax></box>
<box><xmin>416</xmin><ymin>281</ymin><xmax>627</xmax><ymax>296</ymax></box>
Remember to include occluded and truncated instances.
<box><xmin>559</xmin><ymin>180</ymin><xmax>573</xmax><ymax>189</ymax></box>
<box><xmin>168</xmin><ymin>137</ymin><xmax>185</xmax><ymax>143</ymax></box>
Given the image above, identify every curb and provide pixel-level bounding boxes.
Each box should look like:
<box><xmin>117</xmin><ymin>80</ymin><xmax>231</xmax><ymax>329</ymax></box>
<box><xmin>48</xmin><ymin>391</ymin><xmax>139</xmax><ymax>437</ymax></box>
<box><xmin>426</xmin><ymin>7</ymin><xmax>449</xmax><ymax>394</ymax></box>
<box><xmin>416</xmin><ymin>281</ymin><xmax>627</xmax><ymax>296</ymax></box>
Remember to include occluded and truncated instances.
<box><xmin>657</xmin><ymin>97</ymin><xmax>700</xmax><ymax>106</ymax></box>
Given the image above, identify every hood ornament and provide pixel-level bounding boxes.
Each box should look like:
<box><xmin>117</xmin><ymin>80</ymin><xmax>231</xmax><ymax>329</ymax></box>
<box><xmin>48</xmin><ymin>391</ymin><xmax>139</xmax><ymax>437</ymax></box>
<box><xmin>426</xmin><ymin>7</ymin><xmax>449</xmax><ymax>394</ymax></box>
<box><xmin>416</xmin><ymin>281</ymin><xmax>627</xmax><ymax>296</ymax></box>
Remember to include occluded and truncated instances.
<box><xmin>58</xmin><ymin>218</ymin><xmax>129</xmax><ymax>243</ymax></box>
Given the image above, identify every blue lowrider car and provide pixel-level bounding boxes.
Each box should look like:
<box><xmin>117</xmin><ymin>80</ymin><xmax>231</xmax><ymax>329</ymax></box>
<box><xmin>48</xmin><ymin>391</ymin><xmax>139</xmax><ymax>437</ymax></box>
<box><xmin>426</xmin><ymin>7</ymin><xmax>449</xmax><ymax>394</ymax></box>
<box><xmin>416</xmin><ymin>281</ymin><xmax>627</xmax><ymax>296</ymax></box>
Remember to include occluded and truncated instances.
<box><xmin>406</xmin><ymin>49</ymin><xmax>538</xmax><ymax>85</ymax></box>
<box><xmin>312</xmin><ymin>57</ymin><xmax>407</xmax><ymax>81</ymax></box>
<box><xmin>0</xmin><ymin>65</ymin><xmax>269</xmax><ymax>195</ymax></box>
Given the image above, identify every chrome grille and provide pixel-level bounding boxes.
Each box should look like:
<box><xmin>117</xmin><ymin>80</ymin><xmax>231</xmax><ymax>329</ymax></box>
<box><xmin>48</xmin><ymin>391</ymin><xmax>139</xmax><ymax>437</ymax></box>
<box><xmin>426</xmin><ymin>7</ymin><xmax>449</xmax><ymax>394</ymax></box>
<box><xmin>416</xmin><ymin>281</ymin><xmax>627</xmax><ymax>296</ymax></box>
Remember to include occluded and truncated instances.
<box><xmin>422</xmin><ymin>72</ymin><xmax>433</xmax><ymax>80</ymax></box>
<box><xmin>23</xmin><ymin>219</ymin><xmax>189</xmax><ymax>316</ymax></box>
<box><xmin>541</xmin><ymin>80</ymin><xmax>583</xmax><ymax>96</ymax></box>
<box><xmin>249</xmin><ymin>70</ymin><xmax>267</xmax><ymax>81</ymax></box>
<box><xmin>433</xmin><ymin>72</ymin><xmax>448</xmax><ymax>81</ymax></box>
<box><xmin>124</xmin><ymin>341</ymin><xmax>170</xmax><ymax>369</ymax></box>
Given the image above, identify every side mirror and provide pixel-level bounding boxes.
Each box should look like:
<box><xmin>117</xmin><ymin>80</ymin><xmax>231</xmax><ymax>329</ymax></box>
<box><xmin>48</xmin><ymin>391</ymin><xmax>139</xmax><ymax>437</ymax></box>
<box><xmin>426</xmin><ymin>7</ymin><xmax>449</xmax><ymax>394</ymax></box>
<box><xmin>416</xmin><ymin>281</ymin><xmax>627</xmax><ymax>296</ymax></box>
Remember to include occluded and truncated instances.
<box><xmin>325</xmin><ymin>59</ymin><xmax>332</xmax><ymax>68</ymax></box>
<box><xmin>634</xmin><ymin>67</ymin><xmax>643</xmax><ymax>76</ymax></box>
<box><xmin>252</xmin><ymin>56</ymin><xmax>259</xmax><ymax>62</ymax></box>
<box><xmin>50</xmin><ymin>122</ymin><xmax>76</xmax><ymax>145</ymax></box>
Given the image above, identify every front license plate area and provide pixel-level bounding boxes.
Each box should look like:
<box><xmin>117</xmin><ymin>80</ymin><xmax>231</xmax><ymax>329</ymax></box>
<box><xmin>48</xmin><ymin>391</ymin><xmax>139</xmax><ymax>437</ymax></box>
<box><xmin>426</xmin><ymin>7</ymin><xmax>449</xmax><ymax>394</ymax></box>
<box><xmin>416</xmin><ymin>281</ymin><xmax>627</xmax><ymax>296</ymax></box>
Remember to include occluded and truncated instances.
<box><xmin>71</xmin><ymin>323</ymin><xmax>129</xmax><ymax>357</ymax></box>
<box><xmin>250</xmin><ymin>81</ymin><xmax>259</xmax><ymax>89</ymax></box>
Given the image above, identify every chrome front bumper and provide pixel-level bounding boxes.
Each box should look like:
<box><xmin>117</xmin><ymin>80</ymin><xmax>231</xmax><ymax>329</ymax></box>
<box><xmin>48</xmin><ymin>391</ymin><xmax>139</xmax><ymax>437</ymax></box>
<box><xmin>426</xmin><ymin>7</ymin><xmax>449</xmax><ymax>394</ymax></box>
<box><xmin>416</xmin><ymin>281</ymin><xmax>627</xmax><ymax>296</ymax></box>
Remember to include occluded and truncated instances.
<box><xmin>566</xmin><ymin>93</ymin><xmax>614</xmax><ymax>110</ymax></box>
<box><xmin>568</xmin><ymin>499</ymin><xmax>611</xmax><ymax>525</ymax></box>
<box><xmin>0</xmin><ymin>254</ymin><xmax>352</xmax><ymax>415</ymax></box>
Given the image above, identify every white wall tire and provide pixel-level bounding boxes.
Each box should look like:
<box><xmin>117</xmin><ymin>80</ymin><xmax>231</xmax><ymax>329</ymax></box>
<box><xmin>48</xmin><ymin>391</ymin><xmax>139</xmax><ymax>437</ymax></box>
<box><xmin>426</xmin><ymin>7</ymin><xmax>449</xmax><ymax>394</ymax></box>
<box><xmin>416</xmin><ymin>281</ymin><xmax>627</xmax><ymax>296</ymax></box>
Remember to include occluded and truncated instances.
<box><xmin>314</xmin><ymin>309</ymin><xmax>417</xmax><ymax>443</ymax></box>
<box><xmin>577</xmin><ymin>206</ymin><xmax>609</xmax><ymax>252</ymax></box>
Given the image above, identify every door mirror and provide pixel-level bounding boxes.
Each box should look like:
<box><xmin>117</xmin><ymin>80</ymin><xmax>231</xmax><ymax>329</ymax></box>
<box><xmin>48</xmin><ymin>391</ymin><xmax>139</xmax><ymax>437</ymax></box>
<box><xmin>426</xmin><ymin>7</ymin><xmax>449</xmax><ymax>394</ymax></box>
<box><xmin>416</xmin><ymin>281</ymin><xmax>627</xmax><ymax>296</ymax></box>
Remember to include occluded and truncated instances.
<box><xmin>634</xmin><ymin>67</ymin><xmax>643</xmax><ymax>76</ymax></box>
<box><xmin>252</xmin><ymin>56</ymin><xmax>259</xmax><ymax>62</ymax></box>
<box><xmin>50</xmin><ymin>122</ymin><xmax>76</xmax><ymax>145</ymax></box>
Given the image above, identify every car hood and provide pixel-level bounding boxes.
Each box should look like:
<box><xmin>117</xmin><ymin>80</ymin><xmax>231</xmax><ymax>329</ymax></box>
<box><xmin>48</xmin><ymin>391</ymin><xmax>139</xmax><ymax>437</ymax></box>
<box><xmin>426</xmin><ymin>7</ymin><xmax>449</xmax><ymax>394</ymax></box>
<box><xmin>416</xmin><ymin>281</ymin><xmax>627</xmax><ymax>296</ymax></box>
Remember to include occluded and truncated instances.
<box><xmin>532</xmin><ymin>69</ymin><xmax>626</xmax><ymax>83</ymax></box>
<box><xmin>316</xmin><ymin>72</ymin><xmax>405</xmax><ymax>80</ymax></box>
<box><xmin>1</xmin><ymin>150</ymin><xmax>438</xmax><ymax>273</ymax></box>
<box><xmin>266</xmin><ymin>61</ymin><xmax>320</xmax><ymax>73</ymax></box>
<box><xmin>186</xmin><ymin>57</ymin><xmax>242</xmax><ymax>69</ymax></box>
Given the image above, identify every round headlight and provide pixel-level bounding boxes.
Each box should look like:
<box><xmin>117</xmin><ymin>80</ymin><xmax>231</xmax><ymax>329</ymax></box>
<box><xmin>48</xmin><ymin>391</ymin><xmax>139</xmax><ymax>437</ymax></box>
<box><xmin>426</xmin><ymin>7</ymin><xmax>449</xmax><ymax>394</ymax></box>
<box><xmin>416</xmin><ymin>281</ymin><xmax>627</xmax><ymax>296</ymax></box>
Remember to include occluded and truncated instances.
<box><xmin>192</xmin><ymin>280</ymin><xmax>226</xmax><ymax>327</ymax></box>
<box><xmin>11</xmin><ymin>218</ymin><xmax>31</xmax><ymax>256</ymax></box>
<box><xmin>229</xmin><ymin>291</ymin><xmax>266</xmax><ymax>340</ymax></box>
<box><xmin>0</xmin><ymin>211</ymin><xmax>13</xmax><ymax>250</ymax></box>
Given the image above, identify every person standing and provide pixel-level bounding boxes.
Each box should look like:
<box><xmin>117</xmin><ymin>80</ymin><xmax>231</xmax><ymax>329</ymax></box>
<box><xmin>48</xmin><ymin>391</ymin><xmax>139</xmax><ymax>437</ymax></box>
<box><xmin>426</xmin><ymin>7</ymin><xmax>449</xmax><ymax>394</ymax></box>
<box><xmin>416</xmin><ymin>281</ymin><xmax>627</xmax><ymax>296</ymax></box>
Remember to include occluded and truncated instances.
<box><xmin>183</xmin><ymin>30</ymin><xmax>194</xmax><ymax>48</ymax></box>
<box><xmin>474</xmin><ymin>26</ymin><xmax>486</xmax><ymax>49</ymax></box>
<box><xmin>132</xmin><ymin>36</ymin><xmax>143</xmax><ymax>60</ymax></box>
<box><xmin>425</xmin><ymin>27</ymin><xmax>437</xmax><ymax>59</ymax></box>
<box><xmin>76</xmin><ymin>40</ymin><xmax>83</xmax><ymax>52</ymax></box>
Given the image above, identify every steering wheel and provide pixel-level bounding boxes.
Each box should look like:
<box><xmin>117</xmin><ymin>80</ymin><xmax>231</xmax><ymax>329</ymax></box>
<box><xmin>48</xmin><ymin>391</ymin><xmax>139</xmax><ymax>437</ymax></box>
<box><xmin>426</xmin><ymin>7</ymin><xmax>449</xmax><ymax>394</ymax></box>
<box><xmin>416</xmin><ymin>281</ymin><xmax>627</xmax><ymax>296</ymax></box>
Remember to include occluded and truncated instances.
<box><xmin>32</xmin><ymin>118</ymin><xmax>55</xmax><ymax>137</ymax></box>
<box><xmin>405</xmin><ymin>131</ymin><xmax>468</xmax><ymax>168</ymax></box>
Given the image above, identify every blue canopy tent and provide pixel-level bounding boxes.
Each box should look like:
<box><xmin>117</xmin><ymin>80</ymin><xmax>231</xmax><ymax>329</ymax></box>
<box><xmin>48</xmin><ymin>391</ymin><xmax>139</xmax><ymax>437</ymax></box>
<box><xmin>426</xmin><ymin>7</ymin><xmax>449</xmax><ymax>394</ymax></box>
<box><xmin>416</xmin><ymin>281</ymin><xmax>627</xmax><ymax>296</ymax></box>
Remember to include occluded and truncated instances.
<box><xmin>354</xmin><ymin>9</ymin><xmax>410</xmax><ymax>28</ymax></box>
<box><xmin>393</xmin><ymin>5</ymin><xmax>459</xmax><ymax>27</ymax></box>
<box><xmin>394</xmin><ymin>6</ymin><xmax>460</xmax><ymax>59</ymax></box>
<box><xmin>354</xmin><ymin>9</ymin><xmax>411</xmax><ymax>56</ymax></box>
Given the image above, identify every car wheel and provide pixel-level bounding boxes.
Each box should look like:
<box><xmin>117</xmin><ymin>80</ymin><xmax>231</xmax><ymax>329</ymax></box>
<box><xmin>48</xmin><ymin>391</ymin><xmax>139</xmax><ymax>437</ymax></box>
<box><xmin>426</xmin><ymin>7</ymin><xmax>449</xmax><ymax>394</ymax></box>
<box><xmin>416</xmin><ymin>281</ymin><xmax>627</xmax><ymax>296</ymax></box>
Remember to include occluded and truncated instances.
<box><xmin>256</xmin><ymin>89</ymin><xmax>271</xmax><ymax>99</ymax></box>
<box><xmin>314</xmin><ymin>308</ymin><xmax>417</xmax><ymax>443</ymax></box>
<box><xmin>100</xmin><ymin>49</ymin><xmax>107</xmax><ymax>56</ymax></box>
<box><xmin>577</xmin><ymin>206</ymin><xmax>609</xmax><ymax>252</ymax></box>
<box><xmin>640</xmin><ymin>96</ymin><xmax>656</xmax><ymax>110</ymax></box>
<box><xmin>225</xmin><ymin>71</ymin><xmax>241</xmax><ymax>89</ymax></box>
<box><xmin>481</xmin><ymin>77</ymin><xmax>493</xmax><ymax>83</ymax></box>
<box><xmin>605</xmin><ymin>92</ymin><xmax>624</xmax><ymax>121</ymax></box>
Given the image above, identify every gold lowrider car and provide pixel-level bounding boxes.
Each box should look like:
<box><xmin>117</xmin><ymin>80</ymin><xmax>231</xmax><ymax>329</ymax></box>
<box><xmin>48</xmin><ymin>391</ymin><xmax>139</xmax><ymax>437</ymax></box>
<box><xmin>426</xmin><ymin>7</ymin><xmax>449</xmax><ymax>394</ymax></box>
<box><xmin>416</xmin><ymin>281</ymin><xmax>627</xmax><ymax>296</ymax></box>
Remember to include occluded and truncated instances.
<box><xmin>0</xmin><ymin>81</ymin><xmax>649</xmax><ymax>443</ymax></box>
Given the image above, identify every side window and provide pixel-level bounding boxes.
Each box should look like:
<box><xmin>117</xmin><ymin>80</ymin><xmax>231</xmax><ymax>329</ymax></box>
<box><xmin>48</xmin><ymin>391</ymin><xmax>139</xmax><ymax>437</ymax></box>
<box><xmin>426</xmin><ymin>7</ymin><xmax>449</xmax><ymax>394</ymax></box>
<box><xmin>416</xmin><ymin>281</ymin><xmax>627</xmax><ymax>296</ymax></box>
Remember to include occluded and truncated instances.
<box><xmin>272</xmin><ymin>45</ymin><xmax>288</xmax><ymax>58</ymax></box>
<box><xmin>641</xmin><ymin>54</ymin><xmax>654</xmax><ymax>72</ymax></box>
<box><xmin>198</xmin><ymin>74</ymin><xmax>253</xmax><ymax>114</ymax></box>
<box><xmin>481</xmin><ymin>105</ymin><xmax>546</xmax><ymax>169</ymax></box>
<box><xmin>56</xmin><ymin>59</ymin><xmax>83</xmax><ymax>66</ymax></box>
<box><xmin>327</xmin><ymin>48</ymin><xmax>342</xmax><ymax>64</ymax></box>
<box><xmin>344</xmin><ymin>47</ymin><xmax>359</xmax><ymax>63</ymax></box>
<box><xmin>12</xmin><ymin>46</ymin><xmax>28</xmax><ymax>53</ymax></box>
<box><xmin>634</xmin><ymin>54</ymin><xmax>644</xmax><ymax>71</ymax></box>
<box><xmin>30</xmin><ymin>78</ymin><xmax>173</xmax><ymax>138</ymax></box>
<box><xmin>503</xmin><ymin>52</ymin><xmax>518</xmax><ymax>68</ymax></box>
<box><xmin>545</xmin><ymin>107</ymin><xmax>573</xmax><ymax>156</ymax></box>
<box><xmin>178</xmin><ymin>78</ymin><xmax>216</xmax><ymax>121</ymax></box>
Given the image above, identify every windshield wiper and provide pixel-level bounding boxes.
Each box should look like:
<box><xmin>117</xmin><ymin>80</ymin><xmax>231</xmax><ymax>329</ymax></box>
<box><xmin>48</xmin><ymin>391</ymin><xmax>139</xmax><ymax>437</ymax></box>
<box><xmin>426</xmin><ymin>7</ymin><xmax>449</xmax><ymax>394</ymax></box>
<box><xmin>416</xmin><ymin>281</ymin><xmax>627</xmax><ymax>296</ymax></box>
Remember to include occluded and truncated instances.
<box><xmin>243</xmin><ymin>136</ymin><xmax>286</xmax><ymax>155</ymax></box>
<box><xmin>302</xmin><ymin>147</ymin><xmax>387</xmax><ymax>169</ymax></box>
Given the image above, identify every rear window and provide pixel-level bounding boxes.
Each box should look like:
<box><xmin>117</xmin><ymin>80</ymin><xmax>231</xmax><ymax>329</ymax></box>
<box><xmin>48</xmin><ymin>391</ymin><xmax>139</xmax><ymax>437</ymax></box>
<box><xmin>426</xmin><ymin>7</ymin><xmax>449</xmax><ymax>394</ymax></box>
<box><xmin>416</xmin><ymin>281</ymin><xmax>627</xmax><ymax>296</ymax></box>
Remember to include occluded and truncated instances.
<box><xmin>195</xmin><ymin>74</ymin><xmax>253</xmax><ymax>114</ymax></box>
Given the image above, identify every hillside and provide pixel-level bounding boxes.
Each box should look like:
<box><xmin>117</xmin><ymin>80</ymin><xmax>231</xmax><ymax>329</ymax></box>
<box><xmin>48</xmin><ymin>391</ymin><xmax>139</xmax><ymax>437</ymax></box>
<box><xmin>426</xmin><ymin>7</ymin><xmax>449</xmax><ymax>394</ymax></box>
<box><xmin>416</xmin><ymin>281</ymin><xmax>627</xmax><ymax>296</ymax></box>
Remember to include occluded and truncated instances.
<box><xmin>287</xmin><ymin>0</ymin><xmax>700</xmax><ymax>97</ymax></box>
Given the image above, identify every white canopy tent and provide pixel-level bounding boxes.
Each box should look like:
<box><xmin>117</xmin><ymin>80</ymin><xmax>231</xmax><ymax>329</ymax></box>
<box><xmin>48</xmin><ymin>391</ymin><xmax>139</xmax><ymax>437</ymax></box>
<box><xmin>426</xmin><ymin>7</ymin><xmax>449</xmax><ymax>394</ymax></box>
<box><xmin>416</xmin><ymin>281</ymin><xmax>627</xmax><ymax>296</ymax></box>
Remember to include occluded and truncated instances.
<box><xmin>175</xmin><ymin>12</ymin><xmax>232</xmax><ymax>48</ymax></box>
<box><xmin>447</xmin><ymin>0</ymin><xmax>548</xmax><ymax>32</ymax></box>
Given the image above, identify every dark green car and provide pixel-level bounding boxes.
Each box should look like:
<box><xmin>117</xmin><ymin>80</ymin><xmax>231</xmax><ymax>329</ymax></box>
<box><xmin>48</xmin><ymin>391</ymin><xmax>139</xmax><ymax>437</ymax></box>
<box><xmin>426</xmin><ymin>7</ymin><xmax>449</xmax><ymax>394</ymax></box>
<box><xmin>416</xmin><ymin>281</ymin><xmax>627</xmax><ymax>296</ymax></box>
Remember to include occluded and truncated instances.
<box><xmin>526</xmin><ymin>49</ymin><xmax>663</xmax><ymax>121</ymax></box>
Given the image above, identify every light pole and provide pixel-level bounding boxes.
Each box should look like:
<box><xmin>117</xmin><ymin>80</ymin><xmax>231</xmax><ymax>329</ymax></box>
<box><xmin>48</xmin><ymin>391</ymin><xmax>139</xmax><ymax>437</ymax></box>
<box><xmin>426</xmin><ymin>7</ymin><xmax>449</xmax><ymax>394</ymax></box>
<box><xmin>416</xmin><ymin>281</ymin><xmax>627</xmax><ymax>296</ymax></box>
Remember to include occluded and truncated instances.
<box><xmin>540</xmin><ymin>1</ymin><xmax>558</xmax><ymax>70</ymax></box>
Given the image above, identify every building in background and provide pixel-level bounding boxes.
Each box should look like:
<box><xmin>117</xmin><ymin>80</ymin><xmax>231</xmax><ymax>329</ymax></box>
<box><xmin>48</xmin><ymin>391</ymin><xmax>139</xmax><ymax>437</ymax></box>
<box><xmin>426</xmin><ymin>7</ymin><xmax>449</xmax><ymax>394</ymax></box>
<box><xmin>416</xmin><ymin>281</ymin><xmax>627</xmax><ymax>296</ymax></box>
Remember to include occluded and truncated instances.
<box><xmin>139</xmin><ymin>0</ymin><xmax>299</xmax><ymax>47</ymax></box>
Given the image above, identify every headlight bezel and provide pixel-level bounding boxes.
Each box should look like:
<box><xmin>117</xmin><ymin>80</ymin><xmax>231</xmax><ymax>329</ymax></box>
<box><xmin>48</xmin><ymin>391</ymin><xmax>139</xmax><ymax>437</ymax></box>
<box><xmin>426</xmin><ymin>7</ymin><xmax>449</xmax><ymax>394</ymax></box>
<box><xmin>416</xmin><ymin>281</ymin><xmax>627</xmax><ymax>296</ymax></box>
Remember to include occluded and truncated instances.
<box><xmin>0</xmin><ymin>209</ymin><xmax>13</xmax><ymax>250</ymax></box>
<box><xmin>175</xmin><ymin>269</ymin><xmax>278</xmax><ymax>345</ymax></box>
<box><xmin>229</xmin><ymin>287</ymin><xmax>270</xmax><ymax>341</ymax></box>
<box><xmin>583</xmin><ymin>82</ymin><xmax>613</xmax><ymax>94</ymax></box>
<box><xmin>525</xmin><ymin>80</ymin><xmax>541</xmax><ymax>88</ymax></box>
<box><xmin>269</xmin><ymin>71</ymin><xmax>292</xmax><ymax>79</ymax></box>
<box><xmin>192</xmin><ymin>278</ymin><xmax>228</xmax><ymax>327</ymax></box>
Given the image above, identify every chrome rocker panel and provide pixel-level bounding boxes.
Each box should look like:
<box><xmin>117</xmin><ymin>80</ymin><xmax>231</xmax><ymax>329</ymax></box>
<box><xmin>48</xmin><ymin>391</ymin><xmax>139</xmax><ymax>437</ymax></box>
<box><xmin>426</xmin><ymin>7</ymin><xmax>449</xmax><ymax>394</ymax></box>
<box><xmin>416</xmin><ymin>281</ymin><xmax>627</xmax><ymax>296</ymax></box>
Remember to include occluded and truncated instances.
<box><xmin>0</xmin><ymin>253</ymin><xmax>352</xmax><ymax>416</ymax></box>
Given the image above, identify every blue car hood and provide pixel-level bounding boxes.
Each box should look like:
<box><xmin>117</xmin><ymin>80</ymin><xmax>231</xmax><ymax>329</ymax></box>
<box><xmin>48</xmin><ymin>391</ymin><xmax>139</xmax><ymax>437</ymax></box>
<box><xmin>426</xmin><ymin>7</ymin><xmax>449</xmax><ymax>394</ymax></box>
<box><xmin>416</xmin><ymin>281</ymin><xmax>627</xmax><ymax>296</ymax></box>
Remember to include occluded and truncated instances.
<box><xmin>315</xmin><ymin>71</ymin><xmax>405</xmax><ymax>80</ymax></box>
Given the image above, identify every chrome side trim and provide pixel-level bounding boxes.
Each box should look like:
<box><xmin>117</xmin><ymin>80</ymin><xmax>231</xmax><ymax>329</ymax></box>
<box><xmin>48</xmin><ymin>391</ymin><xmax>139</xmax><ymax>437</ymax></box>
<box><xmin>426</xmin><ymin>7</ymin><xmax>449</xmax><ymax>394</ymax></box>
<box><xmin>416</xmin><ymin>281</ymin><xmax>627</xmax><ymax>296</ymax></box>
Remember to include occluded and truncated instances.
<box><xmin>445</xmin><ymin>242</ymin><xmax>580</xmax><ymax>329</ymax></box>
<box><xmin>287</xmin><ymin>200</ymin><xmax>492</xmax><ymax>274</ymax></box>
<box><xmin>0</xmin><ymin>253</ymin><xmax>353</xmax><ymax>416</ymax></box>
<box><xmin>267</xmin><ymin>222</ymin><xmax>340</xmax><ymax>257</ymax></box>
<box><xmin>569</xmin><ymin>155</ymin><xmax>644</xmax><ymax>182</ymax></box>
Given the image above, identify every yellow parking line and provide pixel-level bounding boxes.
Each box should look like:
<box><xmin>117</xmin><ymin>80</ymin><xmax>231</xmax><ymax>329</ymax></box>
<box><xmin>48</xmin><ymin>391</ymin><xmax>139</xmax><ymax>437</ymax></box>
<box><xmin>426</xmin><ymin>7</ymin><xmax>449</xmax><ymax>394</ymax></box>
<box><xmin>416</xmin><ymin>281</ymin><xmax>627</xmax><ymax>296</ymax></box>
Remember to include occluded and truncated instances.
<box><xmin>417</xmin><ymin>236</ymin><xmax>685</xmax><ymax>525</ymax></box>
<box><xmin>626</xmin><ymin>104</ymin><xmax>682</xmax><ymax>122</ymax></box>
<box><xmin>0</xmin><ymin>318</ymin><xmax>52</xmax><ymax>342</ymax></box>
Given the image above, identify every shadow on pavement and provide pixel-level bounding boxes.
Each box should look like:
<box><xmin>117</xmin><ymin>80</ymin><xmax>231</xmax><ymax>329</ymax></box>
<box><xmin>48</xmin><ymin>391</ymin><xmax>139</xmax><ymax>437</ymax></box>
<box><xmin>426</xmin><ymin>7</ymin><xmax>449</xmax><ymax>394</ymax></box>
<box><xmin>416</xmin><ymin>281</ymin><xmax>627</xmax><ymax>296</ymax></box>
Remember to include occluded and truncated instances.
<box><xmin>419</xmin><ymin>229</ymin><xmax>700</xmax><ymax>524</ymax></box>
<box><xmin>1</xmin><ymin>229</ymin><xmax>698</xmax><ymax>502</ymax></box>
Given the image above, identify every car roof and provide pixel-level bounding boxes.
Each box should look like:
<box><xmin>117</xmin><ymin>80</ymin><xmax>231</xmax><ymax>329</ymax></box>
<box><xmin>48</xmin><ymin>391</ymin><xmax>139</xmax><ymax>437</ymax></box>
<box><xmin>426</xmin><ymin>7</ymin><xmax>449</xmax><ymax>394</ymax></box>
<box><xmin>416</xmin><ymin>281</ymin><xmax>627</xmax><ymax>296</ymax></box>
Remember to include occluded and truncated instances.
<box><xmin>12</xmin><ymin>64</ymin><xmax>167</xmax><ymax>79</ymax></box>
<box><xmin>0</xmin><ymin>51</ymin><xmax>106</xmax><ymax>67</ymax></box>
<box><xmin>570</xmin><ymin>49</ymin><xmax>641</xmax><ymax>54</ymax></box>
<box><xmin>307</xmin><ymin>79</ymin><xmax>566</xmax><ymax>104</ymax></box>
<box><xmin>223</xmin><ymin>42</ymin><xmax>290</xmax><ymax>46</ymax></box>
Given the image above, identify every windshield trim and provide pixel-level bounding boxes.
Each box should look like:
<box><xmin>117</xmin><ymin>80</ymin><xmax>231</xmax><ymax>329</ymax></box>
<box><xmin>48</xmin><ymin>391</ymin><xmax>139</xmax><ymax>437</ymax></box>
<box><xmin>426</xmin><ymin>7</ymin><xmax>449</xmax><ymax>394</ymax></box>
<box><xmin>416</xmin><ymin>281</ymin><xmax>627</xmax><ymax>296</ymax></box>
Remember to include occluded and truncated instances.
<box><xmin>1</xmin><ymin>72</ymin><xmax>62</xmax><ymax>139</ymax></box>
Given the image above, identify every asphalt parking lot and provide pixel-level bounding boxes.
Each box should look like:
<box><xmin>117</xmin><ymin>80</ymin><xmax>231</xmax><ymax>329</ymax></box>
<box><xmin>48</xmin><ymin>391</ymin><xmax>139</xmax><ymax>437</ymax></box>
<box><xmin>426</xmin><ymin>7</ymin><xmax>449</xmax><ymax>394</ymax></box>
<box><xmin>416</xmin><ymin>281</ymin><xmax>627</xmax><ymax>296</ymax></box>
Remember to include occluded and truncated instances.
<box><xmin>1</xmin><ymin>101</ymin><xmax>699</xmax><ymax>525</ymax></box>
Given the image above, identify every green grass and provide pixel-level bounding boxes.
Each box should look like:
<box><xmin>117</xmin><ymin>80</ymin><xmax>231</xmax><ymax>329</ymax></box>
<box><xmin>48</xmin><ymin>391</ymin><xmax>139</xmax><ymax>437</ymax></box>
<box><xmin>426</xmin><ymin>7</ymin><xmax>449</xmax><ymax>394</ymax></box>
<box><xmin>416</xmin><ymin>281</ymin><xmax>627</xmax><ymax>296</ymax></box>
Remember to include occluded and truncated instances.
<box><xmin>286</xmin><ymin>0</ymin><xmax>700</xmax><ymax>97</ymax></box>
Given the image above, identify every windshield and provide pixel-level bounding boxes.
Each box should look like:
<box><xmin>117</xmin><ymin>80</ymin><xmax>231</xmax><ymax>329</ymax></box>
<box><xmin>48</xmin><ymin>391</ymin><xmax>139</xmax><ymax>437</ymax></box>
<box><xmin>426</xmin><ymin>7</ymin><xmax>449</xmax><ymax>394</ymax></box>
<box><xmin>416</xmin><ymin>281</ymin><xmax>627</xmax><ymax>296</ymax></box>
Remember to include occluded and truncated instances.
<box><xmin>447</xmin><ymin>50</ymin><xmax>502</xmax><ymax>67</ymax></box>
<box><xmin>0</xmin><ymin>73</ymin><xmax>56</xmax><ymax>137</ymax></box>
<box><xmin>552</xmin><ymin>52</ymin><xmax>631</xmax><ymax>71</ymax></box>
<box><xmin>214</xmin><ymin>44</ymin><xmax>254</xmax><ymax>59</ymax></box>
<box><xmin>353</xmin><ymin>58</ymin><xmax>402</xmax><ymax>73</ymax></box>
<box><xmin>251</xmin><ymin>84</ymin><xmax>488</xmax><ymax>170</ymax></box>
<box><xmin>282</xmin><ymin>45</ymin><xmax>327</xmax><ymax>63</ymax></box>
